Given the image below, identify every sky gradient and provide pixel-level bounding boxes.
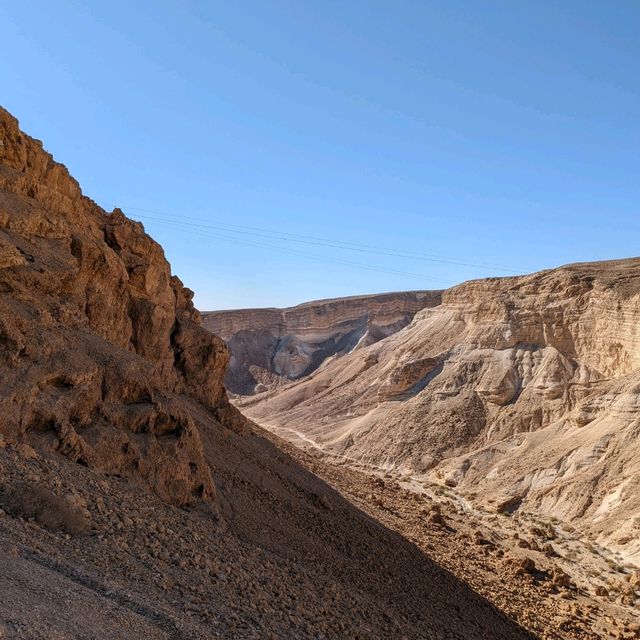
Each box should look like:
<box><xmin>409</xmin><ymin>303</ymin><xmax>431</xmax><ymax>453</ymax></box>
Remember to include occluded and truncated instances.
<box><xmin>1</xmin><ymin>1</ymin><xmax>638</xmax><ymax>309</ymax></box>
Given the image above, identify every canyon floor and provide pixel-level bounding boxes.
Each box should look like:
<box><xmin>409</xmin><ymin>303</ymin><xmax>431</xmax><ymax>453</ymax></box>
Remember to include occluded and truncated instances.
<box><xmin>3</xmin><ymin>420</ymin><xmax>637</xmax><ymax>640</ymax></box>
<box><xmin>245</xmin><ymin>418</ymin><xmax>640</xmax><ymax>640</ymax></box>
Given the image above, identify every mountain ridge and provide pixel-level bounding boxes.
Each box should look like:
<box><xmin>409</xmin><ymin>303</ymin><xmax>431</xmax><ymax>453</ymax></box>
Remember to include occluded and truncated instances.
<box><xmin>203</xmin><ymin>289</ymin><xmax>442</xmax><ymax>394</ymax></box>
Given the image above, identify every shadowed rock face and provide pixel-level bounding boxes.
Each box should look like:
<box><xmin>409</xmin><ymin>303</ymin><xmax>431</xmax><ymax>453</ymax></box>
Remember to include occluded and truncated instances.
<box><xmin>243</xmin><ymin>258</ymin><xmax>640</xmax><ymax>562</ymax></box>
<box><xmin>0</xmin><ymin>107</ymin><xmax>244</xmax><ymax>510</ymax></box>
<box><xmin>202</xmin><ymin>290</ymin><xmax>442</xmax><ymax>394</ymax></box>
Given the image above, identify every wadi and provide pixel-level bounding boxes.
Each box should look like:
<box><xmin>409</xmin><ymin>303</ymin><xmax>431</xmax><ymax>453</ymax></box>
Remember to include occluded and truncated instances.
<box><xmin>5</xmin><ymin>0</ymin><xmax>640</xmax><ymax>636</ymax></box>
<box><xmin>0</xmin><ymin>108</ymin><xmax>638</xmax><ymax>640</ymax></box>
<box><xmin>230</xmin><ymin>256</ymin><xmax>640</xmax><ymax>569</ymax></box>
<box><xmin>0</xmin><ymin>107</ymin><xmax>536</xmax><ymax>639</ymax></box>
<box><xmin>211</xmin><ymin>259</ymin><xmax>640</xmax><ymax>638</ymax></box>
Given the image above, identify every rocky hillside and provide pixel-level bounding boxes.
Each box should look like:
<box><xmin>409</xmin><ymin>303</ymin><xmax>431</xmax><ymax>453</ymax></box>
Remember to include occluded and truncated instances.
<box><xmin>242</xmin><ymin>258</ymin><xmax>640</xmax><ymax>566</ymax></box>
<box><xmin>0</xmin><ymin>107</ymin><xmax>531</xmax><ymax>639</ymax></box>
<box><xmin>203</xmin><ymin>290</ymin><xmax>441</xmax><ymax>394</ymax></box>
<box><xmin>0</xmin><ymin>106</ymin><xmax>245</xmax><ymax>511</ymax></box>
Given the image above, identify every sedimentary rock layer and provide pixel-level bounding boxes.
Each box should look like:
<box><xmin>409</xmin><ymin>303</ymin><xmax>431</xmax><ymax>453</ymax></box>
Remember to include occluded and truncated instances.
<box><xmin>0</xmin><ymin>106</ymin><xmax>243</xmax><ymax>510</ymax></box>
<box><xmin>203</xmin><ymin>290</ymin><xmax>442</xmax><ymax>394</ymax></box>
<box><xmin>244</xmin><ymin>258</ymin><xmax>640</xmax><ymax>563</ymax></box>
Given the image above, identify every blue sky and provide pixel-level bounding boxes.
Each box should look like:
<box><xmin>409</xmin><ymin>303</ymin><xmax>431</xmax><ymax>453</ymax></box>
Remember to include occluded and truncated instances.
<box><xmin>1</xmin><ymin>1</ymin><xmax>638</xmax><ymax>309</ymax></box>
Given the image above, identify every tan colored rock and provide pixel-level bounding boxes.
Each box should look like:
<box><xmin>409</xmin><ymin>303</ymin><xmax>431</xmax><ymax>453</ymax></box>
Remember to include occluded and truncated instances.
<box><xmin>243</xmin><ymin>255</ymin><xmax>640</xmax><ymax>561</ymax></box>
<box><xmin>495</xmin><ymin>494</ymin><xmax>524</xmax><ymax>515</ymax></box>
<box><xmin>518</xmin><ymin>557</ymin><xmax>536</xmax><ymax>573</ymax></box>
<box><xmin>378</xmin><ymin>356</ymin><xmax>440</xmax><ymax>401</ymax></box>
<box><xmin>202</xmin><ymin>291</ymin><xmax>442</xmax><ymax>394</ymax></box>
<box><xmin>16</xmin><ymin>444</ymin><xmax>37</xmax><ymax>460</ymax></box>
<box><xmin>552</xmin><ymin>569</ymin><xmax>573</xmax><ymax>589</ymax></box>
<box><xmin>0</xmin><ymin>107</ymin><xmax>244</xmax><ymax>509</ymax></box>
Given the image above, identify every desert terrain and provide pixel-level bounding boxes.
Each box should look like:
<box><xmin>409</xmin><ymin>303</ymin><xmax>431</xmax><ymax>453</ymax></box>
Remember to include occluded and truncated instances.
<box><xmin>0</xmin><ymin>107</ymin><xmax>542</xmax><ymax>639</ymax></box>
<box><xmin>217</xmin><ymin>259</ymin><xmax>640</xmax><ymax>638</ymax></box>
<box><xmin>202</xmin><ymin>290</ymin><xmax>441</xmax><ymax>395</ymax></box>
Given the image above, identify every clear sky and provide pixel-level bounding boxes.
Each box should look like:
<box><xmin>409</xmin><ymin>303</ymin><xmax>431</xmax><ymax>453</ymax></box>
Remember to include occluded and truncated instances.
<box><xmin>1</xmin><ymin>1</ymin><xmax>638</xmax><ymax>310</ymax></box>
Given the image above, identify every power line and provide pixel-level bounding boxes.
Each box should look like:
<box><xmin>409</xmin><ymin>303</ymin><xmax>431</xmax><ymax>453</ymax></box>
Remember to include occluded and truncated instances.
<box><xmin>102</xmin><ymin>202</ymin><xmax>524</xmax><ymax>274</ymax></box>
<box><xmin>138</xmin><ymin>216</ymin><xmax>459</xmax><ymax>284</ymax></box>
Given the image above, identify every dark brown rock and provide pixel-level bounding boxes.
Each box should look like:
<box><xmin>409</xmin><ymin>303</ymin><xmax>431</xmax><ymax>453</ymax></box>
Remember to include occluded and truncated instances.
<box><xmin>0</xmin><ymin>107</ymin><xmax>244</xmax><ymax>509</ymax></box>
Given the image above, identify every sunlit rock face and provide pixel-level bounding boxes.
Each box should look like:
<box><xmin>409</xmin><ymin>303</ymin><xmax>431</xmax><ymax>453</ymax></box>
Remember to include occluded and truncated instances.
<box><xmin>243</xmin><ymin>257</ymin><xmax>640</xmax><ymax>562</ymax></box>
<box><xmin>202</xmin><ymin>290</ymin><xmax>442</xmax><ymax>394</ymax></box>
<box><xmin>0</xmin><ymin>107</ymin><xmax>244</xmax><ymax>510</ymax></box>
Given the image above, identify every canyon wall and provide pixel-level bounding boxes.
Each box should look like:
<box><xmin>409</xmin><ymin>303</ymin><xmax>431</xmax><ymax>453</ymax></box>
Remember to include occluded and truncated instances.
<box><xmin>203</xmin><ymin>290</ymin><xmax>442</xmax><ymax>394</ymax></box>
<box><xmin>0</xmin><ymin>107</ymin><xmax>533</xmax><ymax>640</ymax></box>
<box><xmin>0</xmin><ymin>106</ymin><xmax>243</xmax><ymax>510</ymax></box>
<box><xmin>243</xmin><ymin>259</ymin><xmax>640</xmax><ymax>562</ymax></box>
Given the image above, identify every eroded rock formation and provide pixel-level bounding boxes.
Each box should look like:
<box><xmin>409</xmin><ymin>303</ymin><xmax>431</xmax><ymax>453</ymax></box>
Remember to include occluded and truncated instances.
<box><xmin>0</xmin><ymin>107</ymin><xmax>536</xmax><ymax>640</ymax></box>
<box><xmin>0</xmin><ymin>107</ymin><xmax>243</xmax><ymax>510</ymax></box>
<box><xmin>202</xmin><ymin>291</ymin><xmax>442</xmax><ymax>394</ymax></box>
<box><xmin>243</xmin><ymin>259</ymin><xmax>640</xmax><ymax>562</ymax></box>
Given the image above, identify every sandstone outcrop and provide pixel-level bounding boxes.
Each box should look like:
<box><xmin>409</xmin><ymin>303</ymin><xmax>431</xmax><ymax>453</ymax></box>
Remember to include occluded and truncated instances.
<box><xmin>202</xmin><ymin>290</ymin><xmax>442</xmax><ymax>394</ymax></box>
<box><xmin>242</xmin><ymin>258</ymin><xmax>640</xmax><ymax>562</ymax></box>
<box><xmin>0</xmin><ymin>106</ymin><xmax>243</xmax><ymax>509</ymax></box>
<box><xmin>377</xmin><ymin>356</ymin><xmax>441</xmax><ymax>401</ymax></box>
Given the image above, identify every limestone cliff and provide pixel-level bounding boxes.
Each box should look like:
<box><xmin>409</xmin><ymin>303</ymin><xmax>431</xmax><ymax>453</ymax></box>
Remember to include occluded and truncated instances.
<box><xmin>0</xmin><ymin>107</ymin><xmax>243</xmax><ymax>510</ymax></box>
<box><xmin>243</xmin><ymin>258</ymin><xmax>640</xmax><ymax>562</ymax></box>
<box><xmin>203</xmin><ymin>290</ymin><xmax>442</xmax><ymax>394</ymax></box>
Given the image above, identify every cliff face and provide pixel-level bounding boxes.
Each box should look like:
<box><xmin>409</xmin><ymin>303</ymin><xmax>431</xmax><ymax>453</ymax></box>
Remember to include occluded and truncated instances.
<box><xmin>243</xmin><ymin>259</ymin><xmax>640</xmax><ymax>561</ymax></box>
<box><xmin>0</xmin><ymin>107</ymin><xmax>243</xmax><ymax>510</ymax></box>
<box><xmin>202</xmin><ymin>290</ymin><xmax>442</xmax><ymax>394</ymax></box>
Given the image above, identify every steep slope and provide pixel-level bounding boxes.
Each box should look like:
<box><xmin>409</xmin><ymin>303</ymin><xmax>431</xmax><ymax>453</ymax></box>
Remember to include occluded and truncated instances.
<box><xmin>0</xmin><ymin>107</ymin><xmax>531</xmax><ymax>639</ymax></box>
<box><xmin>242</xmin><ymin>259</ymin><xmax>640</xmax><ymax>565</ymax></box>
<box><xmin>203</xmin><ymin>290</ymin><xmax>441</xmax><ymax>394</ymax></box>
<box><xmin>0</xmin><ymin>106</ymin><xmax>244</xmax><ymax>511</ymax></box>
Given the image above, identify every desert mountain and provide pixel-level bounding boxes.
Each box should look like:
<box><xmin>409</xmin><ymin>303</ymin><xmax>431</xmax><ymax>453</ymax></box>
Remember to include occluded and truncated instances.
<box><xmin>203</xmin><ymin>290</ymin><xmax>441</xmax><ymax>394</ymax></box>
<box><xmin>241</xmin><ymin>258</ymin><xmax>640</xmax><ymax>570</ymax></box>
<box><xmin>0</xmin><ymin>107</ymin><xmax>535</xmax><ymax>638</ymax></box>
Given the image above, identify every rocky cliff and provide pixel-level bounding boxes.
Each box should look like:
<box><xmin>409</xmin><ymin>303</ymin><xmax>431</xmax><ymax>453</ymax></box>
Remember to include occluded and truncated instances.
<box><xmin>203</xmin><ymin>290</ymin><xmax>442</xmax><ymax>394</ymax></box>
<box><xmin>243</xmin><ymin>258</ymin><xmax>640</xmax><ymax>563</ymax></box>
<box><xmin>0</xmin><ymin>106</ymin><xmax>243</xmax><ymax>510</ymax></box>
